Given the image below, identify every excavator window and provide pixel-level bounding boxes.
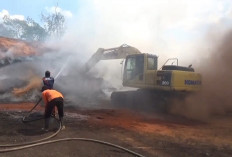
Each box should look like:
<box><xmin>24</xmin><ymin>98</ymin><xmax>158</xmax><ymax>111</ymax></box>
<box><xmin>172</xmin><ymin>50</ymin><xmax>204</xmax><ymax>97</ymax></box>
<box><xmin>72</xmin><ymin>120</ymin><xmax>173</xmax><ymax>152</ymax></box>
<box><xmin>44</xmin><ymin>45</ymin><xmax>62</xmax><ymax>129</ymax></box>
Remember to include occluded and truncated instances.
<box><xmin>147</xmin><ymin>56</ymin><xmax>158</xmax><ymax>70</ymax></box>
<box><xmin>124</xmin><ymin>55</ymin><xmax>144</xmax><ymax>80</ymax></box>
<box><xmin>125</xmin><ymin>57</ymin><xmax>136</xmax><ymax>80</ymax></box>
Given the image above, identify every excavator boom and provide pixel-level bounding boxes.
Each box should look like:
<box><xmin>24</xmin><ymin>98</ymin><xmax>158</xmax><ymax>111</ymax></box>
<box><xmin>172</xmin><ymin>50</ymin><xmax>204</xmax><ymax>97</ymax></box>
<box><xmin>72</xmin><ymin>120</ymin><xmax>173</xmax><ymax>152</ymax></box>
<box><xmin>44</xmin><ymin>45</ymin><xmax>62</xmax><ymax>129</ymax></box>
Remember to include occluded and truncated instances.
<box><xmin>84</xmin><ymin>44</ymin><xmax>141</xmax><ymax>72</ymax></box>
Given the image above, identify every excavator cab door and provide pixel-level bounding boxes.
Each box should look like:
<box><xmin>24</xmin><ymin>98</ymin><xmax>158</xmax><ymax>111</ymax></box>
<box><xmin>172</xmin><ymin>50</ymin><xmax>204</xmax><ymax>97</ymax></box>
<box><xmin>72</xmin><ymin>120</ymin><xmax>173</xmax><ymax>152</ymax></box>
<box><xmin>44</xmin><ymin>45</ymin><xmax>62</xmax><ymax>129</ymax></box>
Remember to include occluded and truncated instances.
<box><xmin>123</xmin><ymin>54</ymin><xmax>144</xmax><ymax>86</ymax></box>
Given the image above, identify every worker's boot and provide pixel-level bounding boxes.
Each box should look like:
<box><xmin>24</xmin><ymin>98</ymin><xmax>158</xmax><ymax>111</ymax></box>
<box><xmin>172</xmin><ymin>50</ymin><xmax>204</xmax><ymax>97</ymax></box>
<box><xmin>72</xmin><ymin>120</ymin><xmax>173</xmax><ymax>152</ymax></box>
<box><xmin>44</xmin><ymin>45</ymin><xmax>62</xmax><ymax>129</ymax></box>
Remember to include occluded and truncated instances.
<box><xmin>51</xmin><ymin>108</ymin><xmax>56</xmax><ymax>118</ymax></box>
<box><xmin>59</xmin><ymin>117</ymin><xmax>65</xmax><ymax>130</ymax></box>
<box><xmin>42</xmin><ymin>118</ymin><xmax>50</xmax><ymax>131</ymax></box>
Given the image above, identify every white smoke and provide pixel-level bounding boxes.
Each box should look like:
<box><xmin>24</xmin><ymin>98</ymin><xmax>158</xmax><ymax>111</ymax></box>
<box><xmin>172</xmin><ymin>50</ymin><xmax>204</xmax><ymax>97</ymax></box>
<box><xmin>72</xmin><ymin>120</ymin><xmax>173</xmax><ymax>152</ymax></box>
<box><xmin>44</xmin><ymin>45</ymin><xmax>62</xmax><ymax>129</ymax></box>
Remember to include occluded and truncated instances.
<box><xmin>1</xmin><ymin>0</ymin><xmax>232</xmax><ymax>108</ymax></box>
<box><xmin>68</xmin><ymin>0</ymin><xmax>232</xmax><ymax>67</ymax></box>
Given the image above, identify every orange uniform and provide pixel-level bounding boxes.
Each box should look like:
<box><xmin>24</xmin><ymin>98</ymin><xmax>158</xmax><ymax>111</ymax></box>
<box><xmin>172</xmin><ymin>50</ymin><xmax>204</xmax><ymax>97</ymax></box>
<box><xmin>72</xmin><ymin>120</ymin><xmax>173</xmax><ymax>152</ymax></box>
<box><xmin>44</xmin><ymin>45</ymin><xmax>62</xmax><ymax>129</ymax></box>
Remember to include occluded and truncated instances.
<box><xmin>42</xmin><ymin>89</ymin><xmax>64</xmax><ymax>105</ymax></box>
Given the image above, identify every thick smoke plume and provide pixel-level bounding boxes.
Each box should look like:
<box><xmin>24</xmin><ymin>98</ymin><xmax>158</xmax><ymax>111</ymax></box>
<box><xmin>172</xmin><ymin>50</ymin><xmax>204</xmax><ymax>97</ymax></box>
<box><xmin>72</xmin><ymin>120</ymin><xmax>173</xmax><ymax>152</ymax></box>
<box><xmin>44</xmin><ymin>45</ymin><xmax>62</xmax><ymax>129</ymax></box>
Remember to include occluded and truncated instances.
<box><xmin>170</xmin><ymin>29</ymin><xmax>232</xmax><ymax>120</ymax></box>
<box><xmin>0</xmin><ymin>37</ymin><xmax>117</xmax><ymax>108</ymax></box>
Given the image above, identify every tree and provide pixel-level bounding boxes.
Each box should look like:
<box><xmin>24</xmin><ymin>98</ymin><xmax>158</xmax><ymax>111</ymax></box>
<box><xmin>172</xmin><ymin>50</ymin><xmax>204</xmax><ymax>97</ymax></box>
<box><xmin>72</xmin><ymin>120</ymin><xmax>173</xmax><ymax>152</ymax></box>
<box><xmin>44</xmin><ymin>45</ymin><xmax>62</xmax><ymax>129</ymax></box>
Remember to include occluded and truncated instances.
<box><xmin>3</xmin><ymin>15</ymin><xmax>26</xmax><ymax>39</ymax></box>
<box><xmin>0</xmin><ymin>23</ymin><xmax>15</xmax><ymax>38</ymax></box>
<box><xmin>21</xmin><ymin>17</ymin><xmax>47</xmax><ymax>41</ymax></box>
<box><xmin>2</xmin><ymin>16</ymin><xmax>47</xmax><ymax>41</ymax></box>
<box><xmin>41</xmin><ymin>11</ymin><xmax>66</xmax><ymax>39</ymax></box>
<box><xmin>0</xmin><ymin>8</ymin><xmax>66</xmax><ymax>41</ymax></box>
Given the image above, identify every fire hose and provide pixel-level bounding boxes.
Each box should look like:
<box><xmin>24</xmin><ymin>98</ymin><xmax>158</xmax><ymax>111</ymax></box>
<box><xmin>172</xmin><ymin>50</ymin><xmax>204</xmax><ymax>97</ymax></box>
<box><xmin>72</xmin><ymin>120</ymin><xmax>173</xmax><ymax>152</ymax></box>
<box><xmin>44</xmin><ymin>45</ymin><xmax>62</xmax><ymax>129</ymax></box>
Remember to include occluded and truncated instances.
<box><xmin>22</xmin><ymin>98</ymin><xmax>43</xmax><ymax>123</ymax></box>
<box><xmin>0</xmin><ymin>100</ymin><xmax>146</xmax><ymax>157</ymax></box>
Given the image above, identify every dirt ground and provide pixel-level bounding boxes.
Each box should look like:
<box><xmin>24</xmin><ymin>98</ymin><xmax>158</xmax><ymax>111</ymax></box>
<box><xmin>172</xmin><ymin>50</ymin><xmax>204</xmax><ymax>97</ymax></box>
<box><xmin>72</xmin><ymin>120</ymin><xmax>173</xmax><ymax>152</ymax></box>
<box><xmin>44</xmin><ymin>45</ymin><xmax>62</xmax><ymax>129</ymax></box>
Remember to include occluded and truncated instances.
<box><xmin>0</xmin><ymin>102</ymin><xmax>232</xmax><ymax>157</ymax></box>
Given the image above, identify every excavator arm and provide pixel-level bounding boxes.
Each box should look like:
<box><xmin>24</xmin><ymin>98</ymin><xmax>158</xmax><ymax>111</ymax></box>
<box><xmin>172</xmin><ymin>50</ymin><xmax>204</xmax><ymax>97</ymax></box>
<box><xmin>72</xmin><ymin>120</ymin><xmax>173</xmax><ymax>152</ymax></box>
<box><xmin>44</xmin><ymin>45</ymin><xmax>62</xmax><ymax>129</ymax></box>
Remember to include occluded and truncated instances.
<box><xmin>84</xmin><ymin>44</ymin><xmax>141</xmax><ymax>72</ymax></box>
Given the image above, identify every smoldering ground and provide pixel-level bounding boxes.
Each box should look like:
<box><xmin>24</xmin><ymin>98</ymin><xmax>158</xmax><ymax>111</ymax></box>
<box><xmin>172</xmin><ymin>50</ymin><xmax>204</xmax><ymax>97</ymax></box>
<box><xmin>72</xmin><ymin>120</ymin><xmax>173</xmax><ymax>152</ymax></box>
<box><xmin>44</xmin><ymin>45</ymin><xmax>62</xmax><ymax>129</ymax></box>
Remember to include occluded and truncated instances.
<box><xmin>0</xmin><ymin>41</ymin><xmax>118</xmax><ymax>107</ymax></box>
<box><xmin>169</xmin><ymin>29</ymin><xmax>232</xmax><ymax>120</ymax></box>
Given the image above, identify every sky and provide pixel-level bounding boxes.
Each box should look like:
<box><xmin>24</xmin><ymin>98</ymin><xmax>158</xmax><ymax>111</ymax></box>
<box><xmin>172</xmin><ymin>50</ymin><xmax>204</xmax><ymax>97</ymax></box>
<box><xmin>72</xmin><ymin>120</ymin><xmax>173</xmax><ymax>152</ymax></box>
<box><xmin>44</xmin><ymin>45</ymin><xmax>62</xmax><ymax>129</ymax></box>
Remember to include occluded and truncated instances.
<box><xmin>1</xmin><ymin>0</ymin><xmax>232</xmax><ymax>67</ymax></box>
<box><xmin>0</xmin><ymin>0</ymin><xmax>79</xmax><ymax>21</ymax></box>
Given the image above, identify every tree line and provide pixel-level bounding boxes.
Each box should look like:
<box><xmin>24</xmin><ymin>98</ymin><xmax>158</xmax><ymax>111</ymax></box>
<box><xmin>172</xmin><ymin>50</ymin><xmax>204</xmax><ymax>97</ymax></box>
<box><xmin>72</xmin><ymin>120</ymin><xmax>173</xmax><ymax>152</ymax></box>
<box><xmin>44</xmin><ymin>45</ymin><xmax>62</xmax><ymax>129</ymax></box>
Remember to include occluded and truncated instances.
<box><xmin>0</xmin><ymin>11</ymin><xmax>65</xmax><ymax>41</ymax></box>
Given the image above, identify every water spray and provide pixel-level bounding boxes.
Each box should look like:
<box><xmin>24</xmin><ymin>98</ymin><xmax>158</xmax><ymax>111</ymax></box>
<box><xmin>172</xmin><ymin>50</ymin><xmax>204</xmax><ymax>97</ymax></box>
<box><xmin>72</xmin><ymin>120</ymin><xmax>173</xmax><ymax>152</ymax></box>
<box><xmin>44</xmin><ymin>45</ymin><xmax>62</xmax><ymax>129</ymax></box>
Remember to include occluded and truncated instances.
<box><xmin>54</xmin><ymin>56</ymin><xmax>70</xmax><ymax>80</ymax></box>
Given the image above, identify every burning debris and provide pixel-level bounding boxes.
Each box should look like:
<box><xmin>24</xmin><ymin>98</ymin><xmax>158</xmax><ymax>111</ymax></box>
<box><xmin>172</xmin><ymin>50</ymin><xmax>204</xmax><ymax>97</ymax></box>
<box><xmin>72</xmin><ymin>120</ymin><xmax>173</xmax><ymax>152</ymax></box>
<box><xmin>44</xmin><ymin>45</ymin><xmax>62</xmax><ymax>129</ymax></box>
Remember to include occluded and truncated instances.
<box><xmin>0</xmin><ymin>37</ymin><xmax>51</xmax><ymax>101</ymax></box>
<box><xmin>0</xmin><ymin>36</ymin><xmax>116</xmax><ymax>105</ymax></box>
<box><xmin>0</xmin><ymin>36</ymin><xmax>52</xmax><ymax>68</ymax></box>
<box><xmin>12</xmin><ymin>76</ymin><xmax>41</xmax><ymax>96</ymax></box>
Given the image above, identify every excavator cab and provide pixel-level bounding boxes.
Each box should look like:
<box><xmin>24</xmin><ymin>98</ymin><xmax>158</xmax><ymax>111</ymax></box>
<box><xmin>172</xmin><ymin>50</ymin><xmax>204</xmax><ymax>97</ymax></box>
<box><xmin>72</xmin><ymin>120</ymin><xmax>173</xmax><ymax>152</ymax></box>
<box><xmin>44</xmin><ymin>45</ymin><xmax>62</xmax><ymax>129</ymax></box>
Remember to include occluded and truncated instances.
<box><xmin>123</xmin><ymin>54</ymin><xmax>158</xmax><ymax>88</ymax></box>
<box><xmin>123</xmin><ymin>53</ymin><xmax>202</xmax><ymax>92</ymax></box>
<box><xmin>123</xmin><ymin>54</ymin><xmax>144</xmax><ymax>81</ymax></box>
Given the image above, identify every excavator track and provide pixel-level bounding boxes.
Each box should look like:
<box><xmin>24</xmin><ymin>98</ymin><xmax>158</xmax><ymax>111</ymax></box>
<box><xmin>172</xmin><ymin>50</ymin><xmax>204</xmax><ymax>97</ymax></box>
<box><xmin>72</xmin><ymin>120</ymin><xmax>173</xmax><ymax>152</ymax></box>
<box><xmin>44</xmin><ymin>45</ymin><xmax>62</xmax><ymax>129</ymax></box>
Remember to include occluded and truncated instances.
<box><xmin>111</xmin><ymin>89</ymin><xmax>188</xmax><ymax>112</ymax></box>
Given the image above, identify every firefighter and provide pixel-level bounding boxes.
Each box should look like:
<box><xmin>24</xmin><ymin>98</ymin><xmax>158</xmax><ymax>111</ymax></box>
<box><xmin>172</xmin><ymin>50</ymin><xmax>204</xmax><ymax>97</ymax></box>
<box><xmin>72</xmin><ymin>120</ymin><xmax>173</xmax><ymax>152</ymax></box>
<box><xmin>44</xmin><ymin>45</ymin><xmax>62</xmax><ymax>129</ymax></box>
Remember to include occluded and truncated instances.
<box><xmin>42</xmin><ymin>71</ymin><xmax>54</xmax><ymax>89</ymax></box>
<box><xmin>42</xmin><ymin>70</ymin><xmax>55</xmax><ymax>116</ymax></box>
<box><xmin>41</xmin><ymin>85</ymin><xmax>65</xmax><ymax>131</ymax></box>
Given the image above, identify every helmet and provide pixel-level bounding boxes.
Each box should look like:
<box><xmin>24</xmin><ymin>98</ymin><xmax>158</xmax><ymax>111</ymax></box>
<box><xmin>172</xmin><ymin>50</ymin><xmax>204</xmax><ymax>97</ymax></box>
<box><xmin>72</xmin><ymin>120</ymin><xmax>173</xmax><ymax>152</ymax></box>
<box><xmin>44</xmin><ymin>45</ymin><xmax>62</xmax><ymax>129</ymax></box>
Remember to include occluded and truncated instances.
<box><xmin>45</xmin><ymin>71</ymin><xmax>50</xmax><ymax>77</ymax></box>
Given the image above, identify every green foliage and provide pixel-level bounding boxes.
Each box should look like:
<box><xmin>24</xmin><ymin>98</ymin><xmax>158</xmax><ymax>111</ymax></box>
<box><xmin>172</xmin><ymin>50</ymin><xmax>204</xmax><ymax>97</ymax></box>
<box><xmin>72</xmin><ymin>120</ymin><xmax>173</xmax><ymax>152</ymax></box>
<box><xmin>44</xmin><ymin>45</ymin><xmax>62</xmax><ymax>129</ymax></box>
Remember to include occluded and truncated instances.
<box><xmin>21</xmin><ymin>17</ymin><xmax>48</xmax><ymax>41</ymax></box>
<box><xmin>2</xmin><ymin>15</ymin><xmax>25</xmax><ymax>39</ymax></box>
<box><xmin>1</xmin><ymin>15</ymin><xmax>48</xmax><ymax>41</ymax></box>
<box><xmin>0</xmin><ymin>10</ymin><xmax>66</xmax><ymax>41</ymax></box>
<box><xmin>41</xmin><ymin>11</ymin><xmax>66</xmax><ymax>39</ymax></box>
<box><xmin>0</xmin><ymin>23</ymin><xmax>15</xmax><ymax>38</ymax></box>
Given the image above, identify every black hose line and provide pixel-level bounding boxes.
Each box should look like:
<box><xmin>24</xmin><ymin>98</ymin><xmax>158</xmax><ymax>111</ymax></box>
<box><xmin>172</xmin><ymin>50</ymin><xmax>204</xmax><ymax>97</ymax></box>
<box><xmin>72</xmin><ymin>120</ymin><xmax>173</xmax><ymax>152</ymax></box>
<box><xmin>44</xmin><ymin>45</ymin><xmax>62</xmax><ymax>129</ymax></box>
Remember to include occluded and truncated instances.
<box><xmin>0</xmin><ymin>119</ymin><xmax>62</xmax><ymax>147</ymax></box>
<box><xmin>0</xmin><ymin>98</ymin><xmax>62</xmax><ymax>147</ymax></box>
<box><xmin>22</xmin><ymin>98</ymin><xmax>42</xmax><ymax>123</ymax></box>
<box><xmin>0</xmin><ymin>99</ymin><xmax>146</xmax><ymax>157</ymax></box>
<box><xmin>0</xmin><ymin>137</ymin><xmax>145</xmax><ymax>157</ymax></box>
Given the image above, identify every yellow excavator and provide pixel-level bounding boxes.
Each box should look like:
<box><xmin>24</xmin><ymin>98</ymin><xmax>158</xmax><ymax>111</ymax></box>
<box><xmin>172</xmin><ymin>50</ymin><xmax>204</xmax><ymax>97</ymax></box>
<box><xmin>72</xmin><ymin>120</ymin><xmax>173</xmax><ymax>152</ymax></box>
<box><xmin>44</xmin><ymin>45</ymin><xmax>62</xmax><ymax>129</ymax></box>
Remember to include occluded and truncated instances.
<box><xmin>85</xmin><ymin>44</ymin><xmax>202</xmax><ymax>109</ymax></box>
<box><xmin>122</xmin><ymin>54</ymin><xmax>201</xmax><ymax>92</ymax></box>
